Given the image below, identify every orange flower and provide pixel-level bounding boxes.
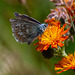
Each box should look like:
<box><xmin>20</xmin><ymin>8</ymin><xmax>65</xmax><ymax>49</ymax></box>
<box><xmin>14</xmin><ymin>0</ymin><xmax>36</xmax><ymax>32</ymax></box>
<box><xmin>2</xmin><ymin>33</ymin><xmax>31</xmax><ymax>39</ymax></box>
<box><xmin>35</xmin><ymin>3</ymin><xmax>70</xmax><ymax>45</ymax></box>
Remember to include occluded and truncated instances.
<box><xmin>35</xmin><ymin>19</ymin><xmax>70</xmax><ymax>52</ymax></box>
<box><xmin>55</xmin><ymin>51</ymin><xmax>75</xmax><ymax>73</ymax></box>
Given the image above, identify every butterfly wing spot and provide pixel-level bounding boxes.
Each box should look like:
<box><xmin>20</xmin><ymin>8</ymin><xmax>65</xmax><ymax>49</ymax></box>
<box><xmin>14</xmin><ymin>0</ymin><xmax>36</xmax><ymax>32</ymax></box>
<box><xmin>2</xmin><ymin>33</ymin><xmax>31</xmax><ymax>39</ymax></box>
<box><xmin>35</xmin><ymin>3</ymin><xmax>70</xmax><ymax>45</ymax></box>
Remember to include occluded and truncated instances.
<box><xmin>17</xmin><ymin>34</ymin><xmax>20</xmax><ymax>37</ymax></box>
<box><xmin>19</xmin><ymin>37</ymin><xmax>21</xmax><ymax>40</ymax></box>
<box><xmin>26</xmin><ymin>29</ymin><xmax>29</xmax><ymax>33</ymax></box>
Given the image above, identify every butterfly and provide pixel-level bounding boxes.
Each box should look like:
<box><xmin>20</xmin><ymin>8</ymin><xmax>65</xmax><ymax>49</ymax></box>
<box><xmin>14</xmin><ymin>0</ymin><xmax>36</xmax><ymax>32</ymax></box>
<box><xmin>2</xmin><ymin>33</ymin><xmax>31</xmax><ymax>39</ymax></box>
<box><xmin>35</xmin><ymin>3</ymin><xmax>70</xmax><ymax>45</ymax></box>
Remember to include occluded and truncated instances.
<box><xmin>10</xmin><ymin>13</ymin><xmax>48</xmax><ymax>45</ymax></box>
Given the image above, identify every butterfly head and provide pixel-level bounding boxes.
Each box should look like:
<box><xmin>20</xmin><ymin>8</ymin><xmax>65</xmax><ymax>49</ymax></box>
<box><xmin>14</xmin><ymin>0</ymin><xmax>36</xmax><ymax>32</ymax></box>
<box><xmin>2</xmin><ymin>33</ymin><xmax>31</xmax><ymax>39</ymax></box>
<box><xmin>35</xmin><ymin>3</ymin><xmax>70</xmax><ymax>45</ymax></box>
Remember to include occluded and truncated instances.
<box><xmin>40</xmin><ymin>24</ymin><xmax>48</xmax><ymax>32</ymax></box>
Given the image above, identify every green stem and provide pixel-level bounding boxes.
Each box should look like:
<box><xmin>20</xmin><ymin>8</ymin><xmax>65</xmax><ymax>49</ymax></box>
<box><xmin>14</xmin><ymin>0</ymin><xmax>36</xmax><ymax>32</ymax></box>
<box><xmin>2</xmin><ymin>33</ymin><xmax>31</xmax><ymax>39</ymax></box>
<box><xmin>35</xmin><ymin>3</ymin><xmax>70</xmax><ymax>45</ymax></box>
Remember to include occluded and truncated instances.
<box><xmin>61</xmin><ymin>46</ymin><xmax>68</xmax><ymax>57</ymax></box>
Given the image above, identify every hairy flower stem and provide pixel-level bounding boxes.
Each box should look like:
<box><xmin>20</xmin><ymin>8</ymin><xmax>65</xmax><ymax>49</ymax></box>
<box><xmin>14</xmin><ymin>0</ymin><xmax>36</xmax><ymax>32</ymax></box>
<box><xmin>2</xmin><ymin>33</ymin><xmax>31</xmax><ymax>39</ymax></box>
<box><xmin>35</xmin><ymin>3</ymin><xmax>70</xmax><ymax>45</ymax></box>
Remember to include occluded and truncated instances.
<box><xmin>54</xmin><ymin>45</ymin><xmax>68</xmax><ymax>57</ymax></box>
<box><xmin>61</xmin><ymin>46</ymin><xmax>68</xmax><ymax>57</ymax></box>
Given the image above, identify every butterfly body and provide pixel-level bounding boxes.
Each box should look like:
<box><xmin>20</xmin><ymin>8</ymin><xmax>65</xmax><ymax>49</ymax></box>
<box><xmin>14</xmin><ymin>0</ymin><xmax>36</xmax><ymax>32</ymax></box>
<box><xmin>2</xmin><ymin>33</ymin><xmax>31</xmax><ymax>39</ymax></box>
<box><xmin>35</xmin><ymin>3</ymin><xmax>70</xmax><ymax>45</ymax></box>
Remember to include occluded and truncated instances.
<box><xmin>10</xmin><ymin>13</ymin><xmax>47</xmax><ymax>44</ymax></box>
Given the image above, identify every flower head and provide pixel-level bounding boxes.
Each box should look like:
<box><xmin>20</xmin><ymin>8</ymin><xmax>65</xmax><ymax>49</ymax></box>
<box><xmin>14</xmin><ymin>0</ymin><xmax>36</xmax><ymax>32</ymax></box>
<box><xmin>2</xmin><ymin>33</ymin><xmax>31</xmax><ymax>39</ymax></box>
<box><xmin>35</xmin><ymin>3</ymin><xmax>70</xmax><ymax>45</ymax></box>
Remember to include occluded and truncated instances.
<box><xmin>47</xmin><ymin>7</ymin><xmax>69</xmax><ymax>20</ymax></box>
<box><xmin>35</xmin><ymin>19</ymin><xmax>70</xmax><ymax>52</ymax></box>
<box><xmin>49</xmin><ymin>0</ymin><xmax>75</xmax><ymax>20</ymax></box>
<box><xmin>55</xmin><ymin>51</ymin><xmax>75</xmax><ymax>73</ymax></box>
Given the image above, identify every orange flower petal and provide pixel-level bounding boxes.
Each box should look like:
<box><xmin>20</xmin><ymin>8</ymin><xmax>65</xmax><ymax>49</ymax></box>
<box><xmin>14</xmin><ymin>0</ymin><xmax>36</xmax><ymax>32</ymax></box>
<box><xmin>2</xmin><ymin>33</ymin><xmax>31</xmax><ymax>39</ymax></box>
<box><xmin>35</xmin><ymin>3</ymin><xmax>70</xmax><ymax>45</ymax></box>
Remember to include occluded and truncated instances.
<box><xmin>61</xmin><ymin>28</ymin><xmax>70</xmax><ymax>35</ymax></box>
<box><xmin>61</xmin><ymin>23</ymin><xmax>67</xmax><ymax>31</ymax></box>
<box><xmin>51</xmin><ymin>43</ymin><xmax>57</xmax><ymax>48</ymax></box>
<box><xmin>60</xmin><ymin>36</ymin><xmax>69</xmax><ymax>41</ymax></box>
<box><xmin>58</xmin><ymin>42</ymin><xmax>64</xmax><ymax>47</ymax></box>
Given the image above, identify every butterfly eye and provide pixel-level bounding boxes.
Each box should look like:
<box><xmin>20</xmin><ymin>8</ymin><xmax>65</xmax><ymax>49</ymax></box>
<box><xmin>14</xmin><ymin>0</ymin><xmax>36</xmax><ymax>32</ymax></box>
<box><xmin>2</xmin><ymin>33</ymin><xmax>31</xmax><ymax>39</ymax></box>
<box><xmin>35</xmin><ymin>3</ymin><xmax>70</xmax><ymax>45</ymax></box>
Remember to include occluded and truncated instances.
<box><xmin>44</xmin><ymin>24</ymin><xmax>48</xmax><ymax>28</ymax></box>
<box><xmin>44</xmin><ymin>25</ymin><xmax>46</xmax><ymax>27</ymax></box>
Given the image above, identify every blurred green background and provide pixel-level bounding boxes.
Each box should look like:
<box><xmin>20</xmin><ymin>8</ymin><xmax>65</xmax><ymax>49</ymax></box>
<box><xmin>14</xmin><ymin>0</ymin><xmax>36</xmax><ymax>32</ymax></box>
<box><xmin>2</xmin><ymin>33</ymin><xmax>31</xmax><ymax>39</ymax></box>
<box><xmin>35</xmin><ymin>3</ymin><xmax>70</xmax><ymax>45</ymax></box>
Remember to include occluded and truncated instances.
<box><xmin>0</xmin><ymin>0</ymin><xmax>75</xmax><ymax>75</ymax></box>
